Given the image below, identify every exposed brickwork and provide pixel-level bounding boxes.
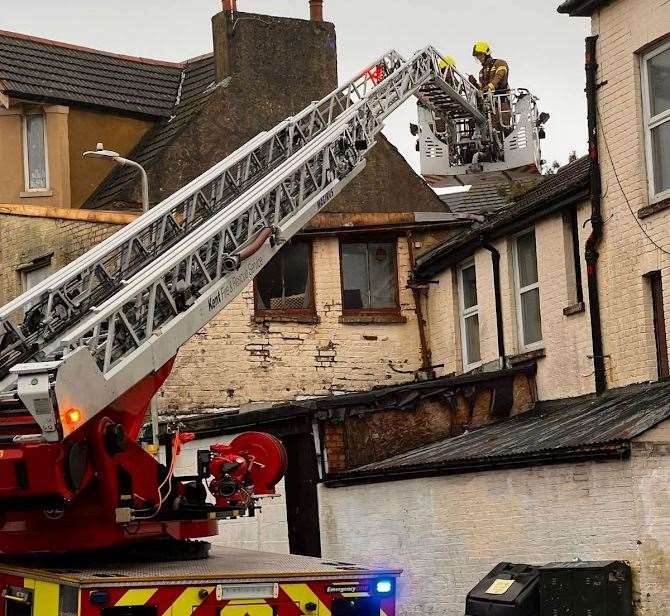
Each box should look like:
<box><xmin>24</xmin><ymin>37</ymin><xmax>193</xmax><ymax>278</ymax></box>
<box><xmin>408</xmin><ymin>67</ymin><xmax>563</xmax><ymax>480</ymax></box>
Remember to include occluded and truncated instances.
<box><xmin>324</xmin><ymin>423</ymin><xmax>346</xmax><ymax>473</ymax></box>
<box><xmin>0</xmin><ymin>214</ymin><xmax>120</xmax><ymax>306</ymax></box>
<box><xmin>326</xmin><ymin>373</ymin><xmax>536</xmax><ymax>471</ymax></box>
<box><xmin>319</xmin><ymin>438</ymin><xmax>670</xmax><ymax>616</ymax></box>
<box><xmin>160</xmin><ymin>236</ymin><xmax>423</xmax><ymax>410</ymax></box>
<box><xmin>425</xmin><ymin>202</ymin><xmax>595</xmax><ymax>401</ymax></box>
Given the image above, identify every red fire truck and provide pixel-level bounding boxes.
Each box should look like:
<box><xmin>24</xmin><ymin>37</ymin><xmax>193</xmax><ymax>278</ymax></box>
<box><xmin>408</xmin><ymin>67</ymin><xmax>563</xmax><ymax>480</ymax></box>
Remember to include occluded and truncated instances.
<box><xmin>0</xmin><ymin>549</ymin><xmax>399</xmax><ymax>616</ymax></box>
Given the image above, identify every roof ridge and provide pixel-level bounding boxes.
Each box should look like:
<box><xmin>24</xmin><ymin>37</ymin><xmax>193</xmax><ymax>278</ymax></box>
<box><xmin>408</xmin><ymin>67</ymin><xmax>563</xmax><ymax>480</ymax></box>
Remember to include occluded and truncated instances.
<box><xmin>184</xmin><ymin>51</ymin><xmax>215</xmax><ymax>64</ymax></box>
<box><xmin>0</xmin><ymin>29</ymin><xmax>185</xmax><ymax>68</ymax></box>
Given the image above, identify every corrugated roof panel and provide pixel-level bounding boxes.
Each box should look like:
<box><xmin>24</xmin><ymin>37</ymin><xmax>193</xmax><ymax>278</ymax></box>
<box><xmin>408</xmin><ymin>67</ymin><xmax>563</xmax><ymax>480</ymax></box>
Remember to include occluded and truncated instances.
<box><xmin>353</xmin><ymin>379</ymin><xmax>670</xmax><ymax>472</ymax></box>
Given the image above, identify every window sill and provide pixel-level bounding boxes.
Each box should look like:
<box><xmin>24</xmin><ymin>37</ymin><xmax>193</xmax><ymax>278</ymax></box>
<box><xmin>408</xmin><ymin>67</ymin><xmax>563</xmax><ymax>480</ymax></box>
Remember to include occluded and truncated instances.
<box><xmin>563</xmin><ymin>301</ymin><xmax>585</xmax><ymax>316</ymax></box>
<box><xmin>20</xmin><ymin>189</ymin><xmax>53</xmax><ymax>198</ymax></box>
<box><xmin>638</xmin><ymin>197</ymin><xmax>670</xmax><ymax>219</ymax></box>
<box><xmin>339</xmin><ymin>313</ymin><xmax>407</xmax><ymax>325</ymax></box>
<box><xmin>254</xmin><ymin>313</ymin><xmax>320</xmax><ymax>324</ymax></box>
<box><xmin>508</xmin><ymin>347</ymin><xmax>546</xmax><ymax>366</ymax></box>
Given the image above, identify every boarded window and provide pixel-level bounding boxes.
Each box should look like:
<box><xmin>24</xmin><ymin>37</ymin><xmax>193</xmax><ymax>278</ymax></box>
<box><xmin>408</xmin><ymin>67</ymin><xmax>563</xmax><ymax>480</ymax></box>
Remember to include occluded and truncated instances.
<box><xmin>340</xmin><ymin>240</ymin><xmax>399</xmax><ymax>311</ymax></box>
<box><xmin>24</xmin><ymin>113</ymin><xmax>48</xmax><ymax>190</ymax></box>
<box><xmin>255</xmin><ymin>241</ymin><xmax>313</xmax><ymax>313</ymax></box>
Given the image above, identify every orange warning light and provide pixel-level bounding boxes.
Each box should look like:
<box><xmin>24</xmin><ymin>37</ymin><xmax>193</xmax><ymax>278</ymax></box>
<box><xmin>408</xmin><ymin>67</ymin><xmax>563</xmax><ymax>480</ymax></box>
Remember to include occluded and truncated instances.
<box><xmin>64</xmin><ymin>408</ymin><xmax>83</xmax><ymax>426</ymax></box>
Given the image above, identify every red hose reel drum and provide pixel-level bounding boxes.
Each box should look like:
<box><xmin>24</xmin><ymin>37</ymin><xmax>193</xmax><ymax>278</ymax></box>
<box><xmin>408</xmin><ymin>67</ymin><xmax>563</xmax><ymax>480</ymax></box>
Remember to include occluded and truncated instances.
<box><xmin>209</xmin><ymin>432</ymin><xmax>288</xmax><ymax>507</ymax></box>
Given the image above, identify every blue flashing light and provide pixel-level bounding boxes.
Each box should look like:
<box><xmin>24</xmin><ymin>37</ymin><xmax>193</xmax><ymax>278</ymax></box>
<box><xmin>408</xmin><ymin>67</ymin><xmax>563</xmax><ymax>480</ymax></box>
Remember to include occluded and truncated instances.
<box><xmin>376</xmin><ymin>579</ymin><xmax>393</xmax><ymax>595</ymax></box>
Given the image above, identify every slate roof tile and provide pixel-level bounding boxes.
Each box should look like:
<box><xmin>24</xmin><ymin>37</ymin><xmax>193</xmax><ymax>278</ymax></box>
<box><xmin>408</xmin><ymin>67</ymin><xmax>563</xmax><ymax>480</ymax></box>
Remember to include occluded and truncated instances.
<box><xmin>0</xmin><ymin>30</ymin><xmax>184</xmax><ymax>117</ymax></box>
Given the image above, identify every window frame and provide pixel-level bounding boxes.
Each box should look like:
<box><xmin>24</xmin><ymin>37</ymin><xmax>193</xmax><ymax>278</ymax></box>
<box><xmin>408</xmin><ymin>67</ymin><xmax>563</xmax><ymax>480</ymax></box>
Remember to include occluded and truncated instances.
<box><xmin>512</xmin><ymin>228</ymin><xmax>543</xmax><ymax>352</ymax></box>
<box><xmin>457</xmin><ymin>259</ymin><xmax>482</xmax><ymax>371</ymax></box>
<box><xmin>253</xmin><ymin>239</ymin><xmax>316</xmax><ymax>318</ymax></box>
<box><xmin>338</xmin><ymin>236</ymin><xmax>401</xmax><ymax>316</ymax></box>
<box><xmin>22</xmin><ymin>109</ymin><xmax>50</xmax><ymax>192</ymax></box>
<box><xmin>641</xmin><ymin>39</ymin><xmax>670</xmax><ymax>204</ymax></box>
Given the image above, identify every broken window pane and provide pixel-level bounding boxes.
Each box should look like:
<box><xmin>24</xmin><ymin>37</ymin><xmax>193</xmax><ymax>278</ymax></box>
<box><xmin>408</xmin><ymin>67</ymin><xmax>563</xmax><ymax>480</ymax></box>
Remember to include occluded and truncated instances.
<box><xmin>25</xmin><ymin>114</ymin><xmax>47</xmax><ymax>190</ymax></box>
<box><xmin>341</xmin><ymin>241</ymin><xmax>398</xmax><ymax>310</ymax></box>
<box><xmin>255</xmin><ymin>241</ymin><xmax>313</xmax><ymax>311</ymax></box>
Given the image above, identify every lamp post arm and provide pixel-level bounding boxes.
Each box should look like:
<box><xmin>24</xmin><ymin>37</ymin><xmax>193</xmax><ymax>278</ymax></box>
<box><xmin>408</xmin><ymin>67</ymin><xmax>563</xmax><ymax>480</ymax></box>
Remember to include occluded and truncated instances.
<box><xmin>116</xmin><ymin>157</ymin><xmax>150</xmax><ymax>213</ymax></box>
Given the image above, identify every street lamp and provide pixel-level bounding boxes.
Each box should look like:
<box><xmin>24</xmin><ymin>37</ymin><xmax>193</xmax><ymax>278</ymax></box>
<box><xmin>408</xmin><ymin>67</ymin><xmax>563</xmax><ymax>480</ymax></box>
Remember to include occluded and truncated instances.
<box><xmin>83</xmin><ymin>143</ymin><xmax>159</xmax><ymax>451</ymax></box>
<box><xmin>83</xmin><ymin>143</ymin><xmax>150</xmax><ymax>213</ymax></box>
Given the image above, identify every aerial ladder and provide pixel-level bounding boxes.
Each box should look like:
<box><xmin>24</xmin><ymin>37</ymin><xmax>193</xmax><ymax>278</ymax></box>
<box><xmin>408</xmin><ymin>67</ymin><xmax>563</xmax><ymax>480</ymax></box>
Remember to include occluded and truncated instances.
<box><xmin>0</xmin><ymin>47</ymin><xmax>546</xmax><ymax>555</ymax></box>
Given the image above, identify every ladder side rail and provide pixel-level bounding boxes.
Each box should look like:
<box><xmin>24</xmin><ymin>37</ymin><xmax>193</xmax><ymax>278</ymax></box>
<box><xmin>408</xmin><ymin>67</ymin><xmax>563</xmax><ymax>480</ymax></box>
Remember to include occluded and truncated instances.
<box><xmin>0</xmin><ymin>52</ymin><xmax>406</xmax><ymax>379</ymax></box>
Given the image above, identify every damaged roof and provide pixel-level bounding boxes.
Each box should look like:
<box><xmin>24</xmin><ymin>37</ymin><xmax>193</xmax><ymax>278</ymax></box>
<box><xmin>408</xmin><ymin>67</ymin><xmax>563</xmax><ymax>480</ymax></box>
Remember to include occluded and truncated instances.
<box><xmin>331</xmin><ymin>379</ymin><xmax>670</xmax><ymax>484</ymax></box>
<box><xmin>0</xmin><ymin>30</ymin><xmax>187</xmax><ymax>117</ymax></box>
<box><xmin>414</xmin><ymin>156</ymin><xmax>591</xmax><ymax>280</ymax></box>
<box><xmin>169</xmin><ymin>365</ymin><xmax>535</xmax><ymax>438</ymax></box>
<box><xmin>438</xmin><ymin>176</ymin><xmax>537</xmax><ymax>216</ymax></box>
<box><xmin>84</xmin><ymin>54</ymin><xmax>216</xmax><ymax>210</ymax></box>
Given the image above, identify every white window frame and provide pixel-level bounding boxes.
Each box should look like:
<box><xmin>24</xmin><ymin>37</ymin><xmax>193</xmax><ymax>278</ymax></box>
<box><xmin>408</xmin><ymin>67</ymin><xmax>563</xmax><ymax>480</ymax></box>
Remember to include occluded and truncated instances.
<box><xmin>641</xmin><ymin>39</ymin><xmax>670</xmax><ymax>204</ymax></box>
<box><xmin>512</xmin><ymin>228</ymin><xmax>543</xmax><ymax>352</ymax></box>
<box><xmin>22</xmin><ymin>109</ymin><xmax>50</xmax><ymax>192</ymax></box>
<box><xmin>458</xmin><ymin>259</ymin><xmax>482</xmax><ymax>370</ymax></box>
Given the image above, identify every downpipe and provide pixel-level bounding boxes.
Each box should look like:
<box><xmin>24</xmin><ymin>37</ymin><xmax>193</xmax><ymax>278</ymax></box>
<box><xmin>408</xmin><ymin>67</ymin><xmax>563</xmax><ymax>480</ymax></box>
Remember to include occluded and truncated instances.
<box><xmin>585</xmin><ymin>35</ymin><xmax>607</xmax><ymax>395</ymax></box>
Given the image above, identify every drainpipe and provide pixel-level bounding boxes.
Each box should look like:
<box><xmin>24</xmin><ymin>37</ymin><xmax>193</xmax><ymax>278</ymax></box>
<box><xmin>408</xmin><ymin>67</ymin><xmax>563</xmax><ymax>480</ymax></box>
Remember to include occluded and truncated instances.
<box><xmin>482</xmin><ymin>243</ymin><xmax>506</xmax><ymax>367</ymax></box>
<box><xmin>585</xmin><ymin>35</ymin><xmax>606</xmax><ymax>395</ymax></box>
<box><xmin>407</xmin><ymin>233</ymin><xmax>432</xmax><ymax>373</ymax></box>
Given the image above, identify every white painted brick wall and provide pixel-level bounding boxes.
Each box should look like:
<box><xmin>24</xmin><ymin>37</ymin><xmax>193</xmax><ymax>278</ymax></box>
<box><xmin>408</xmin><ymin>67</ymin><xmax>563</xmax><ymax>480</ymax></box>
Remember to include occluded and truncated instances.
<box><xmin>426</xmin><ymin>203</ymin><xmax>595</xmax><ymax>401</ymax></box>
<box><xmin>319</xmin><ymin>438</ymin><xmax>670</xmax><ymax>616</ymax></box>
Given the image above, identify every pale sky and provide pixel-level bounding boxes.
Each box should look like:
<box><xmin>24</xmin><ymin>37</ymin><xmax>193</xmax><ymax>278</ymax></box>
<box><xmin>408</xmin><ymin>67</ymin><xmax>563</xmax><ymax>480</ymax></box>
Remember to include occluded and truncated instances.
<box><xmin>2</xmin><ymin>1</ymin><xmax>590</xmax><ymax>171</ymax></box>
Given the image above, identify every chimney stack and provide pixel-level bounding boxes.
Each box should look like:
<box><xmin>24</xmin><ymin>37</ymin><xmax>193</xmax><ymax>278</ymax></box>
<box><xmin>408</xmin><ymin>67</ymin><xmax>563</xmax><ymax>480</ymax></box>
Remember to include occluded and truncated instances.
<box><xmin>309</xmin><ymin>0</ymin><xmax>323</xmax><ymax>21</ymax></box>
<box><xmin>223</xmin><ymin>0</ymin><xmax>237</xmax><ymax>11</ymax></box>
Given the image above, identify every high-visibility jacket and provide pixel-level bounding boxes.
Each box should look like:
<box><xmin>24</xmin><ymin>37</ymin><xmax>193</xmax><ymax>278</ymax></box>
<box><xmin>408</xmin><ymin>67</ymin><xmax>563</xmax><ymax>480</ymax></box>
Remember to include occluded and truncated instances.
<box><xmin>478</xmin><ymin>57</ymin><xmax>509</xmax><ymax>93</ymax></box>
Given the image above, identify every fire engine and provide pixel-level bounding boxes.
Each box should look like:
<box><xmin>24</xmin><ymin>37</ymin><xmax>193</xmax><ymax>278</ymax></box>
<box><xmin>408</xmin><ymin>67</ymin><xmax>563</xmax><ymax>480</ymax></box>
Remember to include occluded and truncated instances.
<box><xmin>0</xmin><ymin>45</ymin><xmax>546</xmax><ymax>615</ymax></box>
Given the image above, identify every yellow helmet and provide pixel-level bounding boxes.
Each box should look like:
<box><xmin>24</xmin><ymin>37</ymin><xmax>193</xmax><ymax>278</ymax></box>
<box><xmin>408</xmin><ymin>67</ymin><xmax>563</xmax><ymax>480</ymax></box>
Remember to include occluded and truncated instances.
<box><xmin>472</xmin><ymin>41</ymin><xmax>491</xmax><ymax>56</ymax></box>
<box><xmin>438</xmin><ymin>55</ymin><xmax>456</xmax><ymax>70</ymax></box>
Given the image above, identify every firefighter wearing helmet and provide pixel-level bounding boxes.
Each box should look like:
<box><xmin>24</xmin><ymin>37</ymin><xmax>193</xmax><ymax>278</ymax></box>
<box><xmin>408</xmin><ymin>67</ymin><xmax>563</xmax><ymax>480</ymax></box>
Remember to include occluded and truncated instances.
<box><xmin>471</xmin><ymin>41</ymin><xmax>509</xmax><ymax>94</ymax></box>
<box><xmin>470</xmin><ymin>41</ymin><xmax>513</xmax><ymax>138</ymax></box>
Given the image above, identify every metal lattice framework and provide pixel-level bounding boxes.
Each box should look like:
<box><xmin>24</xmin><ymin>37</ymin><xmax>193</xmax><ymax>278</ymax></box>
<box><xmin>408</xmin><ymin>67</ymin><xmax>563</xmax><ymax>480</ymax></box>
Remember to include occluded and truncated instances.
<box><xmin>0</xmin><ymin>46</ymin><xmax>490</xmax><ymax>440</ymax></box>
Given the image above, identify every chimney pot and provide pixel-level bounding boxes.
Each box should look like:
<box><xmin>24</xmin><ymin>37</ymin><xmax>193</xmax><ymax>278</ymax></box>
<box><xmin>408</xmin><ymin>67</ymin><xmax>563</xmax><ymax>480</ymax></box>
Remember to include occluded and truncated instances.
<box><xmin>223</xmin><ymin>0</ymin><xmax>237</xmax><ymax>11</ymax></box>
<box><xmin>309</xmin><ymin>0</ymin><xmax>323</xmax><ymax>21</ymax></box>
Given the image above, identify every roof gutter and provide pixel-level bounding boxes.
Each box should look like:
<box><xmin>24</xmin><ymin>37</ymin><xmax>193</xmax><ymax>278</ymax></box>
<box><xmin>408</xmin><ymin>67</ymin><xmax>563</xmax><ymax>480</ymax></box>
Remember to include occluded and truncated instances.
<box><xmin>413</xmin><ymin>186</ymin><xmax>589</xmax><ymax>281</ymax></box>
<box><xmin>557</xmin><ymin>0</ymin><xmax>609</xmax><ymax>16</ymax></box>
<box><xmin>322</xmin><ymin>442</ymin><xmax>630</xmax><ymax>487</ymax></box>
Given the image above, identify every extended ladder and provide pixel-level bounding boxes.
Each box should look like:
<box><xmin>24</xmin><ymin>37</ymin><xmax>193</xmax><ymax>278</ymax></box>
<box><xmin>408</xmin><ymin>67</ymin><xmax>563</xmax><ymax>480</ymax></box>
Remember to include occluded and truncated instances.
<box><xmin>0</xmin><ymin>47</ymin><xmax>506</xmax><ymax>442</ymax></box>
